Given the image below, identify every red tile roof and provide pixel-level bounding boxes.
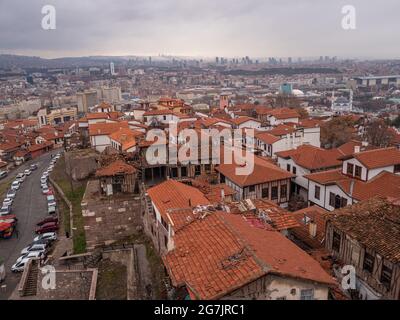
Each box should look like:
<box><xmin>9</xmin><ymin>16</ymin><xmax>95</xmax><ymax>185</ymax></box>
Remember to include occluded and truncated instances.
<box><xmin>276</xmin><ymin>145</ymin><xmax>343</xmax><ymax>170</ymax></box>
<box><xmin>305</xmin><ymin>169</ymin><xmax>400</xmax><ymax>201</ymax></box>
<box><xmin>165</xmin><ymin>211</ymin><xmax>335</xmax><ymax>300</ymax></box>
<box><xmin>255</xmin><ymin>131</ymin><xmax>281</xmax><ymax>145</ymax></box>
<box><xmin>147</xmin><ymin>180</ymin><xmax>210</xmax><ymax>224</ymax></box>
<box><xmin>216</xmin><ymin>150</ymin><xmax>294</xmax><ymax>187</ymax></box>
<box><xmin>88</xmin><ymin>121</ymin><xmax>129</xmax><ymax>136</ymax></box>
<box><xmin>343</xmin><ymin>147</ymin><xmax>400</xmax><ymax>169</ymax></box>
<box><xmin>95</xmin><ymin>160</ymin><xmax>136</xmax><ymax>177</ymax></box>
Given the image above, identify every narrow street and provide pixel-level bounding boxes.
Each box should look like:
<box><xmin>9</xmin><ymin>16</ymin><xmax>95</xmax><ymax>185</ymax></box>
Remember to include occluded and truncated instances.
<box><xmin>0</xmin><ymin>150</ymin><xmax>59</xmax><ymax>300</ymax></box>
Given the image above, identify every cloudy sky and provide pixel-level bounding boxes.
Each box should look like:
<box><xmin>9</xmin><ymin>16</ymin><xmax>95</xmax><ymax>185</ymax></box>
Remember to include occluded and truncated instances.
<box><xmin>0</xmin><ymin>0</ymin><xmax>398</xmax><ymax>59</ymax></box>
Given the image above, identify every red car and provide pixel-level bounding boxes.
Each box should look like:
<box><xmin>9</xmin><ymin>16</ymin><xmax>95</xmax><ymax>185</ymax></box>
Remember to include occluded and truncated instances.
<box><xmin>36</xmin><ymin>222</ymin><xmax>59</xmax><ymax>234</ymax></box>
<box><xmin>45</xmin><ymin>189</ymin><xmax>54</xmax><ymax>196</ymax></box>
<box><xmin>37</xmin><ymin>217</ymin><xmax>59</xmax><ymax>227</ymax></box>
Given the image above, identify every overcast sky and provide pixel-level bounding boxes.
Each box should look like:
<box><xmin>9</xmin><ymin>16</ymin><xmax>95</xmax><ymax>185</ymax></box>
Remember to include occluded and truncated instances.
<box><xmin>0</xmin><ymin>0</ymin><xmax>398</xmax><ymax>59</ymax></box>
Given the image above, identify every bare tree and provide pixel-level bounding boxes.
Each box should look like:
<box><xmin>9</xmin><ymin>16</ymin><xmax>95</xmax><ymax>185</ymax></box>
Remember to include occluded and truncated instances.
<box><xmin>364</xmin><ymin>120</ymin><xmax>395</xmax><ymax>148</ymax></box>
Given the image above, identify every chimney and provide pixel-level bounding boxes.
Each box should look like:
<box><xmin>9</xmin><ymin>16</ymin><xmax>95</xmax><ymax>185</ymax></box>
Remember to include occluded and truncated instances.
<box><xmin>309</xmin><ymin>221</ymin><xmax>317</xmax><ymax>238</ymax></box>
<box><xmin>354</xmin><ymin>146</ymin><xmax>361</xmax><ymax>153</ymax></box>
<box><xmin>221</xmin><ymin>189</ymin><xmax>225</xmax><ymax>202</ymax></box>
<box><xmin>189</xmin><ymin>198</ymin><xmax>192</xmax><ymax>207</ymax></box>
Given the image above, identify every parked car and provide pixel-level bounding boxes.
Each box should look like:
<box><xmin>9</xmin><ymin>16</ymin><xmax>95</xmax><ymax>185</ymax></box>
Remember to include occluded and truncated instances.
<box><xmin>33</xmin><ymin>232</ymin><xmax>57</xmax><ymax>243</ymax></box>
<box><xmin>0</xmin><ymin>205</ymin><xmax>11</xmax><ymax>216</ymax></box>
<box><xmin>2</xmin><ymin>198</ymin><xmax>13</xmax><ymax>207</ymax></box>
<box><xmin>21</xmin><ymin>243</ymin><xmax>47</xmax><ymax>255</ymax></box>
<box><xmin>37</xmin><ymin>217</ymin><xmax>58</xmax><ymax>227</ymax></box>
<box><xmin>30</xmin><ymin>164</ymin><xmax>38</xmax><ymax>171</ymax></box>
<box><xmin>45</xmin><ymin>189</ymin><xmax>54</xmax><ymax>196</ymax></box>
<box><xmin>48</xmin><ymin>201</ymin><xmax>57</xmax><ymax>208</ymax></box>
<box><xmin>11</xmin><ymin>258</ymin><xmax>31</xmax><ymax>273</ymax></box>
<box><xmin>11</xmin><ymin>181</ymin><xmax>20</xmax><ymax>190</ymax></box>
<box><xmin>6</xmin><ymin>190</ymin><xmax>16</xmax><ymax>199</ymax></box>
<box><xmin>16</xmin><ymin>173</ymin><xmax>25</xmax><ymax>183</ymax></box>
<box><xmin>0</xmin><ymin>171</ymin><xmax>8</xmax><ymax>180</ymax></box>
<box><xmin>42</xmin><ymin>187</ymin><xmax>50</xmax><ymax>194</ymax></box>
<box><xmin>24</xmin><ymin>169</ymin><xmax>32</xmax><ymax>176</ymax></box>
<box><xmin>36</xmin><ymin>222</ymin><xmax>59</xmax><ymax>234</ymax></box>
<box><xmin>16</xmin><ymin>251</ymin><xmax>45</xmax><ymax>265</ymax></box>
<box><xmin>47</xmin><ymin>195</ymin><xmax>55</xmax><ymax>202</ymax></box>
<box><xmin>48</xmin><ymin>206</ymin><xmax>57</xmax><ymax>215</ymax></box>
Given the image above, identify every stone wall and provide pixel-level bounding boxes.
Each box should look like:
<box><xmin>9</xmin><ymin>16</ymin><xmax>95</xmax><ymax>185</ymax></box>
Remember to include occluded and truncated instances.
<box><xmin>65</xmin><ymin>150</ymin><xmax>99</xmax><ymax>181</ymax></box>
<box><xmin>82</xmin><ymin>180</ymin><xmax>142</xmax><ymax>250</ymax></box>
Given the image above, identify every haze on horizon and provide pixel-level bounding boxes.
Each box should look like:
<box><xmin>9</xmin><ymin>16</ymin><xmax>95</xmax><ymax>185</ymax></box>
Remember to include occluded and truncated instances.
<box><xmin>0</xmin><ymin>0</ymin><xmax>399</xmax><ymax>60</ymax></box>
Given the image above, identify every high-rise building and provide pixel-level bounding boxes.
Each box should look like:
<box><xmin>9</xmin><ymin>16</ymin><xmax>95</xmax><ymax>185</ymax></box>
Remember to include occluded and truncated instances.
<box><xmin>110</xmin><ymin>62</ymin><xmax>116</xmax><ymax>75</ymax></box>
<box><xmin>77</xmin><ymin>90</ymin><xmax>98</xmax><ymax>113</ymax></box>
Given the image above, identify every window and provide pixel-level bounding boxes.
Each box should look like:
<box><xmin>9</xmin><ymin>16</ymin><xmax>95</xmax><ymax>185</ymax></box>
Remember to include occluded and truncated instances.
<box><xmin>347</xmin><ymin>163</ymin><xmax>354</xmax><ymax>176</ymax></box>
<box><xmin>363</xmin><ymin>252</ymin><xmax>375</xmax><ymax>273</ymax></box>
<box><xmin>394</xmin><ymin>164</ymin><xmax>400</xmax><ymax>173</ymax></box>
<box><xmin>276</xmin><ymin>297</ymin><xmax>287</xmax><ymax>300</ymax></box>
<box><xmin>332</xmin><ymin>231</ymin><xmax>341</xmax><ymax>252</ymax></box>
<box><xmin>262</xmin><ymin>187</ymin><xmax>269</xmax><ymax>198</ymax></box>
<box><xmin>271</xmin><ymin>186</ymin><xmax>278</xmax><ymax>200</ymax></box>
<box><xmin>314</xmin><ymin>186</ymin><xmax>321</xmax><ymax>200</ymax></box>
<box><xmin>292</xmin><ymin>166</ymin><xmax>297</xmax><ymax>174</ymax></box>
<box><xmin>329</xmin><ymin>192</ymin><xmax>335</xmax><ymax>207</ymax></box>
<box><xmin>381</xmin><ymin>263</ymin><xmax>393</xmax><ymax>288</ymax></box>
<box><xmin>341</xmin><ymin>198</ymin><xmax>348</xmax><ymax>207</ymax></box>
<box><xmin>286</xmin><ymin>164</ymin><xmax>291</xmax><ymax>172</ymax></box>
<box><xmin>280</xmin><ymin>185</ymin><xmax>287</xmax><ymax>198</ymax></box>
<box><xmin>195</xmin><ymin>166</ymin><xmax>201</xmax><ymax>176</ymax></box>
<box><xmin>355</xmin><ymin>165</ymin><xmax>362</xmax><ymax>179</ymax></box>
<box><xmin>248</xmin><ymin>185</ymin><xmax>255</xmax><ymax>193</ymax></box>
<box><xmin>300</xmin><ymin>289</ymin><xmax>314</xmax><ymax>300</ymax></box>
<box><xmin>181</xmin><ymin>167</ymin><xmax>187</xmax><ymax>177</ymax></box>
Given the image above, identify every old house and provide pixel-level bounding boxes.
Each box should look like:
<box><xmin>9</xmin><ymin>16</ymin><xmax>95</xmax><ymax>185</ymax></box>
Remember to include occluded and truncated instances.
<box><xmin>216</xmin><ymin>154</ymin><xmax>294</xmax><ymax>207</ymax></box>
<box><xmin>325</xmin><ymin>197</ymin><xmax>400</xmax><ymax>300</ymax></box>
<box><xmin>95</xmin><ymin>160</ymin><xmax>138</xmax><ymax>195</ymax></box>
<box><xmin>276</xmin><ymin>145</ymin><xmax>343</xmax><ymax>200</ymax></box>
<box><xmin>305</xmin><ymin>147</ymin><xmax>400</xmax><ymax>211</ymax></box>
<box><xmin>164</xmin><ymin>210</ymin><xmax>335</xmax><ymax>300</ymax></box>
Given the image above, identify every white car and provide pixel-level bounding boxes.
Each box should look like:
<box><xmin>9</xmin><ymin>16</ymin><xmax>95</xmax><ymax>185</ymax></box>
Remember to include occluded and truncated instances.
<box><xmin>16</xmin><ymin>251</ymin><xmax>44</xmax><ymax>264</ymax></box>
<box><xmin>33</xmin><ymin>232</ymin><xmax>57</xmax><ymax>243</ymax></box>
<box><xmin>11</xmin><ymin>258</ymin><xmax>31</xmax><ymax>273</ymax></box>
<box><xmin>6</xmin><ymin>190</ymin><xmax>16</xmax><ymax>199</ymax></box>
<box><xmin>42</xmin><ymin>187</ymin><xmax>50</xmax><ymax>194</ymax></box>
<box><xmin>47</xmin><ymin>195</ymin><xmax>55</xmax><ymax>202</ymax></box>
<box><xmin>11</xmin><ymin>181</ymin><xmax>20</xmax><ymax>190</ymax></box>
<box><xmin>3</xmin><ymin>198</ymin><xmax>13</xmax><ymax>206</ymax></box>
<box><xmin>16</xmin><ymin>174</ymin><xmax>25</xmax><ymax>183</ymax></box>
<box><xmin>21</xmin><ymin>243</ymin><xmax>47</xmax><ymax>255</ymax></box>
<box><xmin>24</xmin><ymin>169</ymin><xmax>32</xmax><ymax>176</ymax></box>
<box><xmin>48</xmin><ymin>201</ymin><xmax>57</xmax><ymax>208</ymax></box>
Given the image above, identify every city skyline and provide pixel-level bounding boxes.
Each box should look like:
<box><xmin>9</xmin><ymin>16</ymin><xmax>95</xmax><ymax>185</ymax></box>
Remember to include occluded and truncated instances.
<box><xmin>0</xmin><ymin>0</ymin><xmax>399</xmax><ymax>59</ymax></box>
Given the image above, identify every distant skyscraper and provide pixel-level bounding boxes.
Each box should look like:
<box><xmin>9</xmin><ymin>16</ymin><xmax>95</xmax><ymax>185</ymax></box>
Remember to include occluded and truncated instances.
<box><xmin>110</xmin><ymin>62</ymin><xmax>116</xmax><ymax>75</ymax></box>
